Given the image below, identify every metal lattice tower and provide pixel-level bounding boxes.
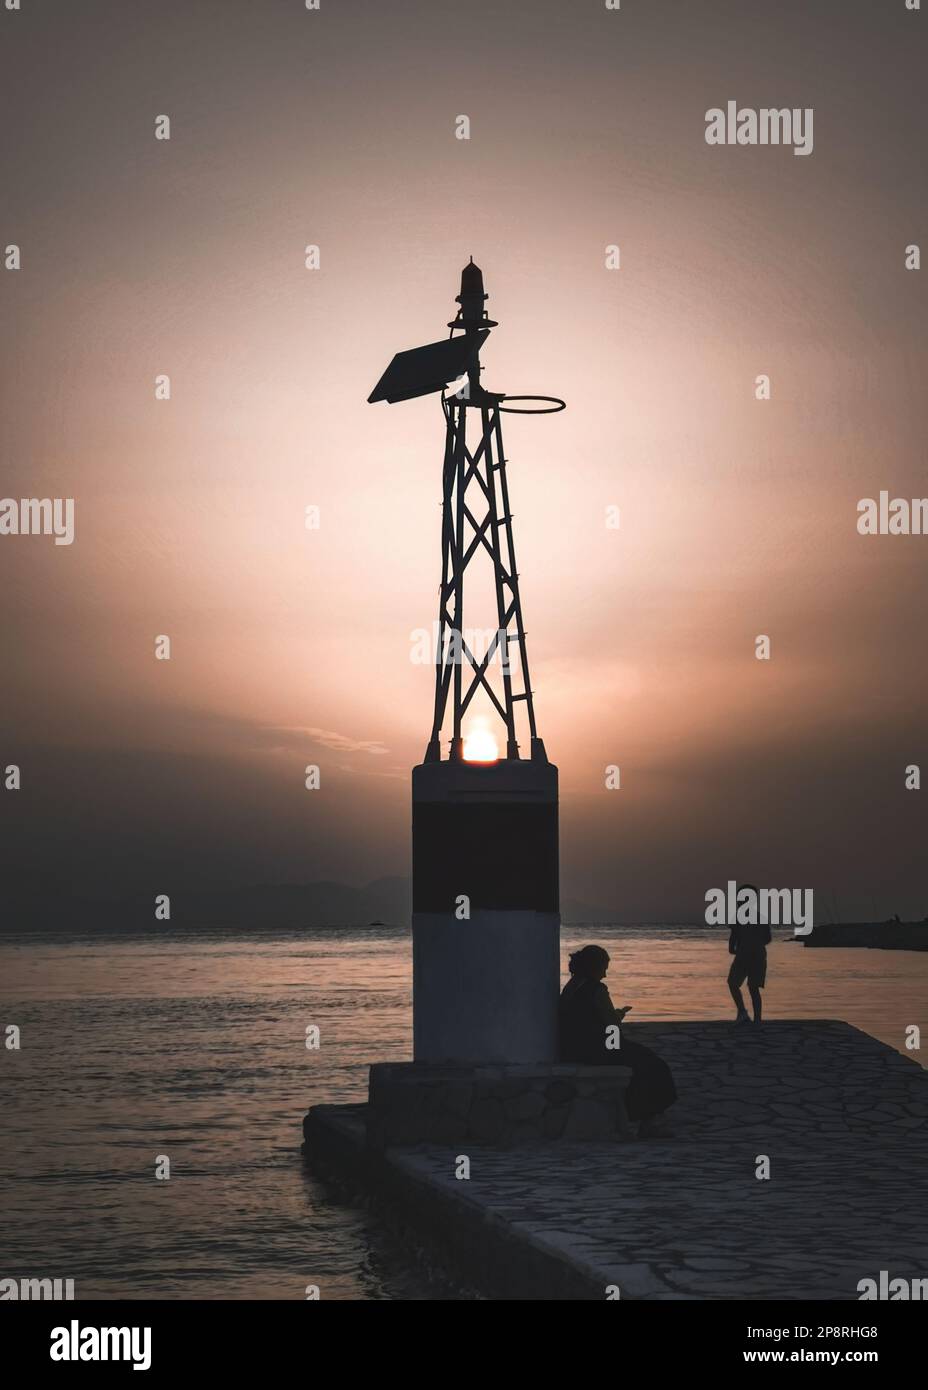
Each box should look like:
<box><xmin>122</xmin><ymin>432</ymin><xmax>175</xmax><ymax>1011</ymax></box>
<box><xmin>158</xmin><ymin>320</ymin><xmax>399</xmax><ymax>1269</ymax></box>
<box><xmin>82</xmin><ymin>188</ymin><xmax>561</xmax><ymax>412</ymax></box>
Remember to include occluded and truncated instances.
<box><xmin>369</xmin><ymin>259</ymin><xmax>564</xmax><ymax>765</ymax></box>
<box><xmin>429</xmin><ymin>385</ymin><xmax>541</xmax><ymax>761</ymax></box>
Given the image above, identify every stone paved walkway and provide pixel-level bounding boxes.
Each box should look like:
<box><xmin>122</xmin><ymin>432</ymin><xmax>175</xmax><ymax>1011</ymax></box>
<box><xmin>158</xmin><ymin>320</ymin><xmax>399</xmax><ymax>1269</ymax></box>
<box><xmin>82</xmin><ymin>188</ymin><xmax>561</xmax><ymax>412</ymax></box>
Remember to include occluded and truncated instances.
<box><xmin>319</xmin><ymin>1021</ymin><xmax>928</xmax><ymax>1299</ymax></box>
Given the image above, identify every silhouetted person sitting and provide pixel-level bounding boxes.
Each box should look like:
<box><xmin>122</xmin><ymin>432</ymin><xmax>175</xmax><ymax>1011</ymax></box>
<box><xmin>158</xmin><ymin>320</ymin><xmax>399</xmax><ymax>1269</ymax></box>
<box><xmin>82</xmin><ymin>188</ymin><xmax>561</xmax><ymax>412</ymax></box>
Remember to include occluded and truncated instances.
<box><xmin>727</xmin><ymin>886</ymin><xmax>771</xmax><ymax>1025</ymax></box>
<box><xmin>558</xmin><ymin>944</ymin><xmax>677</xmax><ymax>1138</ymax></box>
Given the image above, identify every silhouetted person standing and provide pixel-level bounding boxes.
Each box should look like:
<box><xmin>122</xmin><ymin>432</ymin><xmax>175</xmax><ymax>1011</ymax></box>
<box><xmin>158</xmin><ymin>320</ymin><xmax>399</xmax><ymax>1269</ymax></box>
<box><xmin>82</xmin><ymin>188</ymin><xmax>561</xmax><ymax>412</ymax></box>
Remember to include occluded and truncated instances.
<box><xmin>558</xmin><ymin>945</ymin><xmax>677</xmax><ymax>1137</ymax></box>
<box><xmin>727</xmin><ymin>885</ymin><xmax>771</xmax><ymax>1024</ymax></box>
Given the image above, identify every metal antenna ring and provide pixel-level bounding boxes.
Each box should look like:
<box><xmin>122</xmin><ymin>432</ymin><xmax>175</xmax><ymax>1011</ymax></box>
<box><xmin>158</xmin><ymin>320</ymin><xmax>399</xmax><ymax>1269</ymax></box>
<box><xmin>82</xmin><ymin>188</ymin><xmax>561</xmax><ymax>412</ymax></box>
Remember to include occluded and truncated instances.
<box><xmin>498</xmin><ymin>395</ymin><xmax>566</xmax><ymax>415</ymax></box>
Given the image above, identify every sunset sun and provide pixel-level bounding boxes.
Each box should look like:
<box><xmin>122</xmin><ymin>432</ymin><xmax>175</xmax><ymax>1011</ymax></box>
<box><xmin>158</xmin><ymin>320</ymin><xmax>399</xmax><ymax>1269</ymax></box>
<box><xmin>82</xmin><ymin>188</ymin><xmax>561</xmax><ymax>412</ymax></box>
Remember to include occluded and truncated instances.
<box><xmin>462</xmin><ymin>718</ymin><xmax>499</xmax><ymax>763</ymax></box>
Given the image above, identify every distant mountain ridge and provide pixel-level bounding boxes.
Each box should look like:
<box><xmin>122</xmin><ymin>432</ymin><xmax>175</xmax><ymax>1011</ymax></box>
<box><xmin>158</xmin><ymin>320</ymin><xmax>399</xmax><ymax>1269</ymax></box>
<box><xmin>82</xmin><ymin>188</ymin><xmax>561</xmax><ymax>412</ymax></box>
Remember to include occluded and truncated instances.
<box><xmin>4</xmin><ymin>877</ymin><xmax>413</xmax><ymax>931</ymax></box>
<box><xmin>3</xmin><ymin>877</ymin><xmax>620</xmax><ymax>931</ymax></box>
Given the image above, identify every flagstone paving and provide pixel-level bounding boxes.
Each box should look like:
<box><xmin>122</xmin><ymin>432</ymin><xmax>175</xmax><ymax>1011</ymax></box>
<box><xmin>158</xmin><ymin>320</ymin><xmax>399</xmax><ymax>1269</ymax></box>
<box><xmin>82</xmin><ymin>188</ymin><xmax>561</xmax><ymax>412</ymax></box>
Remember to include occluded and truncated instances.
<box><xmin>305</xmin><ymin>1021</ymin><xmax>928</xmax><ymax>1299</ymax></box>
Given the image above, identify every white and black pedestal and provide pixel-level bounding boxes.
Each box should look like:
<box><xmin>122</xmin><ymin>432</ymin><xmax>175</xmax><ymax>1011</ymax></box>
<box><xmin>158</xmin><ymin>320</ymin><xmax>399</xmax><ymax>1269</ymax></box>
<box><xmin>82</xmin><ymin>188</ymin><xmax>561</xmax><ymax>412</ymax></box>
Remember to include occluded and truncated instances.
<box><xmin>411</xmin><ymin>756</ymin><xmax>560</xmax><ymax>1064</ymax></box>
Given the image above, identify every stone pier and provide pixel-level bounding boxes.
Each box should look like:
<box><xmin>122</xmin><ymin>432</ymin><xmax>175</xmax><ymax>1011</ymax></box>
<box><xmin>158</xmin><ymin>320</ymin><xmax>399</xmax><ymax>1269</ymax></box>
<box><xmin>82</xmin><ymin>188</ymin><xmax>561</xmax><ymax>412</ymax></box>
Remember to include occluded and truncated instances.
<box><xmin>303</xmin><ymin>1020</ymin><xmax>928</xmax><ymax>1300</ymax></box>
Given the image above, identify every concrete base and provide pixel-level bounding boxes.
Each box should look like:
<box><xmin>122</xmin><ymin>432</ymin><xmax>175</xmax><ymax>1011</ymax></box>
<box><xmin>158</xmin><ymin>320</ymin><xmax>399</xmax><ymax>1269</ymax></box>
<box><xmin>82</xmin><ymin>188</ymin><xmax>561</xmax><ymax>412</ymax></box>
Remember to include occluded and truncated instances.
<box><xmin>412</xmin><ymin>910</ymin><xmax>560</xmax><ymax>1063</ymax></box>
<box><xmin>367</xmin><ymin>1061</ymin><xmax>634</xmax><ymax>1149</ymax></box>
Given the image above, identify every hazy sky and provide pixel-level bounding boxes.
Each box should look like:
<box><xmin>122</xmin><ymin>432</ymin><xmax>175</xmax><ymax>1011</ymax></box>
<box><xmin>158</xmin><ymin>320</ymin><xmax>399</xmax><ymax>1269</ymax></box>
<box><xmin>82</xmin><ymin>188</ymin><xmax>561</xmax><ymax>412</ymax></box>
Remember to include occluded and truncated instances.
<box><xmin>1</xmin><ymin>0</ymin><xmax>925</xmax><ymax>919</ymax></box>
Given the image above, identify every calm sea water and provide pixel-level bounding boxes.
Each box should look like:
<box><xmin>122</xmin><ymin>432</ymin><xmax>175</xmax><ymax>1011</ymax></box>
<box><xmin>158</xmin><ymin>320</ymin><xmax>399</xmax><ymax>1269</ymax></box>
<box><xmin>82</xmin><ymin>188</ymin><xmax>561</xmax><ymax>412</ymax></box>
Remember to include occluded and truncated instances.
<box><xmin>1</xmin><ymin>926</ymin><xmax>925</xmax><ymax>1300</ymax></box>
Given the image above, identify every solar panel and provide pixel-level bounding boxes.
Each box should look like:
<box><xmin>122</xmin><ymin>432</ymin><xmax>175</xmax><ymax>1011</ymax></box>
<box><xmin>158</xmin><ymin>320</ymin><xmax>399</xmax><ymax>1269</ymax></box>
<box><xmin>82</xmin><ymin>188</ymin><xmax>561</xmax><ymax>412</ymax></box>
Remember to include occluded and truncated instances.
<box><xmin>368</xmin><ymin>331</ymin><xmax>490</xmax><ymax>404</ymax></box>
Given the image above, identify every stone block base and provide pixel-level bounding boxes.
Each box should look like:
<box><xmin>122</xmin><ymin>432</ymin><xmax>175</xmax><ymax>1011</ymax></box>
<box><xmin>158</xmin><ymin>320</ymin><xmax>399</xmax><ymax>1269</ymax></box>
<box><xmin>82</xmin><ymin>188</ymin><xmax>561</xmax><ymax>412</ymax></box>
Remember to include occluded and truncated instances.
<box><xmin>367</xmin><ymin>1061</ymin><xmax>634</xmax><ymax>1149</ymax></box>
